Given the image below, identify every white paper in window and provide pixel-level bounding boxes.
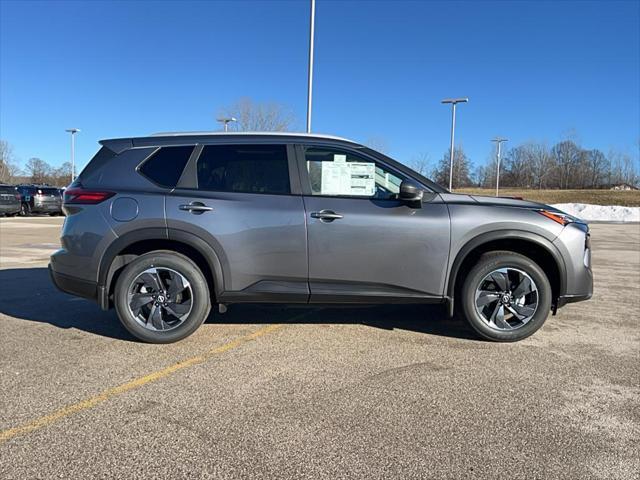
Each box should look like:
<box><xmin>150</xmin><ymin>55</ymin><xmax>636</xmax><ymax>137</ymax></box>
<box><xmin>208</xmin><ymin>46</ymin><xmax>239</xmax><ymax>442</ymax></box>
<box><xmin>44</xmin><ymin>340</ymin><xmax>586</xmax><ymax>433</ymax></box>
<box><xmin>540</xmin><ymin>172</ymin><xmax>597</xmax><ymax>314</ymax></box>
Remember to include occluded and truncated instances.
<box><xmin>348</xmin><ymin>162</ymin><xmax>376</xmax><ymax>196</ymax></box>
<box><xmin>321</xmin><ymin>161</ymin><xmax>375</xmax><ymax>196</ymax></box>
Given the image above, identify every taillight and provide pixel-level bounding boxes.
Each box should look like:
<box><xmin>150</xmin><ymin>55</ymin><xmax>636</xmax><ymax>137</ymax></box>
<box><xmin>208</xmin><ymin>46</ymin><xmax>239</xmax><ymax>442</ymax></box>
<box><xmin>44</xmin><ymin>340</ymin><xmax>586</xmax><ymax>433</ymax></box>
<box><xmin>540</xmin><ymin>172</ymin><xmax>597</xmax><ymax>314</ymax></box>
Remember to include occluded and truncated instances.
<box><xmin>537</xmin><ymin>209</ymin><xmax>573</xmax><ymax>226</ymax></box>
<box><xmin>64</xmin><ymin>187</ymin><xmax>115</xmax><ymax>204</ymax></box>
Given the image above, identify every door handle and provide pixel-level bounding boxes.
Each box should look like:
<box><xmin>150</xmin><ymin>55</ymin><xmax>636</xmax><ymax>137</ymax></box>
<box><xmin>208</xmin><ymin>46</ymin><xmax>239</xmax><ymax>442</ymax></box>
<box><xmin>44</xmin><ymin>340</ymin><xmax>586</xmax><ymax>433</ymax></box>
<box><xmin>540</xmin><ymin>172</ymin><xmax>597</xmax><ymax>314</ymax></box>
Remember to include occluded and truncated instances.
<box><xmin>179</xmin><ymin>202</ymin><xmax>213</xmax><ymax>214</ymax></box>
<box><xmin>311</xmin><ymin>210</ymin><xmax>343</xmax><ymax>222</ymax></box>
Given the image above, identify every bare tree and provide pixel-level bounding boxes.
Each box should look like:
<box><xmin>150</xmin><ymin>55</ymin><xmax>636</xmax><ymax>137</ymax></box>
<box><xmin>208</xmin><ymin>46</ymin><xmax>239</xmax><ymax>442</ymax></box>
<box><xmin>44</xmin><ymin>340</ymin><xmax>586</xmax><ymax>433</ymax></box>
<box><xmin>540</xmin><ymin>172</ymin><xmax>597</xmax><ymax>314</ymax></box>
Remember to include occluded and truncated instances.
<box><xmin>0</xmin><ymin>140</ymin><xmax>21</xmax><ymax>183</ymax></box>
<box><xmin>409</xmin><ymin>152</ymin><xmax>431</xmax><ymax>175</ymax></box>
<box><xmin>52</xmin><ymin>162</ymin><xmax>73</xmax><ymax>186</ymax></box>
<box><xmin>551</xmin><ymin>140</ymin><xmax>581</xmax><ymax>189</ymax></box>
<box><xmin>25</xmin><ymin>157</ymin><xmax>51</xmax><ymax>184</ymax></box>
<box><xmin>432</xmin><ymin>146</ymin><xmax>473</xmax><ymax>189</ymax></box>
<box><xmin>220</xmin><ymin>97</ymin><xmax>296</xmax><ymax>132</ymax></box>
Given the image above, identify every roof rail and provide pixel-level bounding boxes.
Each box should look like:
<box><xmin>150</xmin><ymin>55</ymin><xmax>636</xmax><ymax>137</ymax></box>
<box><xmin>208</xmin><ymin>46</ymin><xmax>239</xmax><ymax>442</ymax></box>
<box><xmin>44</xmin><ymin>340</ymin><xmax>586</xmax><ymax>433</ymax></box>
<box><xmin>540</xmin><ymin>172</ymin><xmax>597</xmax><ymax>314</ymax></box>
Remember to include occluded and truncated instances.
<box><xmin>149</xmin><ymin>131</ymin><xmax>356</xmax><ymax>143</ymax></box>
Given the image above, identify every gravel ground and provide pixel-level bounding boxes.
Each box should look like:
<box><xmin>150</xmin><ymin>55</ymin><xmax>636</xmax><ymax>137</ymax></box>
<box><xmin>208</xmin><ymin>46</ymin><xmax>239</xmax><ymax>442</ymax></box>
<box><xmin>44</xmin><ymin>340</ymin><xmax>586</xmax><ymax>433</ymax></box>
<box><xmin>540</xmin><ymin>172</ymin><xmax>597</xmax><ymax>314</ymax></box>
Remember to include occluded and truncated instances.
<box><xmin>0</xmin><ymin>217</ymin><xmax>638</xmax><ymax>479</ymax></box>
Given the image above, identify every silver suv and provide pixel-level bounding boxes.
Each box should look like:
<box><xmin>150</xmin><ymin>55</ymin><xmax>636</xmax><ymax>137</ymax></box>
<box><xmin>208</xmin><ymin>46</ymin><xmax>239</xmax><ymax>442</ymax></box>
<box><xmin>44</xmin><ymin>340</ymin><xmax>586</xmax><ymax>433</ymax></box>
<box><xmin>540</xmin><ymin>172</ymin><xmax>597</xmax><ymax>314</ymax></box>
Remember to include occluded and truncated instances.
<box><xmin>49</xmin><ymin>132</ymin><xmax>593</xmax><ymax>343</ymax></box>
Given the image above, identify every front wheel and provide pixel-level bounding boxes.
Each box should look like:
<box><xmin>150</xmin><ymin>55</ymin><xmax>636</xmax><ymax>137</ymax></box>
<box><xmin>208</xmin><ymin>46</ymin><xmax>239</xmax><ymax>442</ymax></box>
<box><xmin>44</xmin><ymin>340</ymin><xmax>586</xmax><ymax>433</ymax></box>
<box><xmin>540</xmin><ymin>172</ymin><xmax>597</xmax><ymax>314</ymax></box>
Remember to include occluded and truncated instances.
<box><xmin>114</xmin><ymin>251</ymin><xmax>211</xmax><ymax>343</ymax></box>
<box><xmin>460</xmin><ymin>251</ymin><xmax>552</xmax><ymax>342</ymax></box>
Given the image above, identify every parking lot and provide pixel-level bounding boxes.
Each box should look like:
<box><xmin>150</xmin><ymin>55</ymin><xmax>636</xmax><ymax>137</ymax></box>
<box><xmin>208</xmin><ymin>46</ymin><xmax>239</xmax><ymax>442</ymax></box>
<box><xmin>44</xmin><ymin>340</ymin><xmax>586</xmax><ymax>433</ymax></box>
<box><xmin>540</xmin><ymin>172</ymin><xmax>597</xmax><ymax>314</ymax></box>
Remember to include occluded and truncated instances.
<box><xmin>0</xmin><ymin>216</ymin><xmax>638</xmax><ymax>479</ymax></box>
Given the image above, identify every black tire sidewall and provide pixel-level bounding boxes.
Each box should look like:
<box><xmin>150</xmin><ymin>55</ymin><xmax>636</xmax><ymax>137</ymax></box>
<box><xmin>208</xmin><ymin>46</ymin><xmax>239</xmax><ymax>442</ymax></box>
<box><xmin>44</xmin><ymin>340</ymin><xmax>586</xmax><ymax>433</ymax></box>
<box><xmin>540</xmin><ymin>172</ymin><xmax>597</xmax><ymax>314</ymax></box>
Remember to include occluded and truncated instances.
<box><xmin>114</xmin><ymin>251</ymin><xmax>211</xmax><ymax>343</ymax></box>
<box><xmin>461</xmin><ymin>252</ymin><xmax>552</xmax><ymax>342</ymax></box>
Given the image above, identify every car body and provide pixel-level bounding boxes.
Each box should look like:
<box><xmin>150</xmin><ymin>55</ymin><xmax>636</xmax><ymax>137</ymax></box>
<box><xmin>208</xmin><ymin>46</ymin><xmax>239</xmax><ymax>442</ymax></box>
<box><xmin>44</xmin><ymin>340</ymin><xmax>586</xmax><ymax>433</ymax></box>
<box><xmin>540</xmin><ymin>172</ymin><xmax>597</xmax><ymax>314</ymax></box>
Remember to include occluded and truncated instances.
<box><xmin>49</xmin><ymin>132</ymin><xmax>593</xmax><ymax>343</ymax></box>
<box><xmin>15</xmin><ymin>185</ymin><xmax>63</xmax><ymax>216</ymax></box>
<box><xmin>0</xmin><ymin>184</ymin><xmax>21</xmax><ymax>216</ymax></box>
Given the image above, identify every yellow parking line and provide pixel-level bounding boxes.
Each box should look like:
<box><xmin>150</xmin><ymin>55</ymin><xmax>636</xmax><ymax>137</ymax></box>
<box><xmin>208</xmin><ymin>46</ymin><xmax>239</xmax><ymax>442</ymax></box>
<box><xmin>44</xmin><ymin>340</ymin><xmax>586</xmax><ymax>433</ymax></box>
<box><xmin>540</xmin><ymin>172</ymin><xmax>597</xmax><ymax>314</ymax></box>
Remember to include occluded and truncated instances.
<box><xmin>0</xmin><ymin>323</ymin><xmax>284</xmax><ymax>444</ymax></box>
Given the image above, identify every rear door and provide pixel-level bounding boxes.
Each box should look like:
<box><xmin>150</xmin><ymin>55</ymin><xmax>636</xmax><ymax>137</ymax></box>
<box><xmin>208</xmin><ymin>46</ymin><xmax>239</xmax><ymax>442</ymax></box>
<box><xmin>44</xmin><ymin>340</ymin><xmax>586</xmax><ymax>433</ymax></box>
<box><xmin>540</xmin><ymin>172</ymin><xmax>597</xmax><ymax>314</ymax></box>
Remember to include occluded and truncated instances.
<box><xmin>298</xmin><ymin>145</ymin><xmax>451</xmax><ymax>302</ymax></box>
<box><xmin>165</xmin><ymin>143</ymin><xmax>309</xmax><ymax>302</ymax></box>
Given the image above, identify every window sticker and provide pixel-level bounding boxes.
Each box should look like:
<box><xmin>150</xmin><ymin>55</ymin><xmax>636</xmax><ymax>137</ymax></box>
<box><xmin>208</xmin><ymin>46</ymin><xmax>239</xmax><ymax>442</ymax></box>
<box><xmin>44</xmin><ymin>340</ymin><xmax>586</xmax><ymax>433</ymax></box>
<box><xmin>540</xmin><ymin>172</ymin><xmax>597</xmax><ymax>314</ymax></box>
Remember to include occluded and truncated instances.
<box><xmin>320</xmin><ymin>161</ymin><xmax>375</xmax><ymax>196</ymax></box>
<box><xmin>333</xmin><ymin>154</ymin><xmax>347</xmax><ymax>163</ymax></box>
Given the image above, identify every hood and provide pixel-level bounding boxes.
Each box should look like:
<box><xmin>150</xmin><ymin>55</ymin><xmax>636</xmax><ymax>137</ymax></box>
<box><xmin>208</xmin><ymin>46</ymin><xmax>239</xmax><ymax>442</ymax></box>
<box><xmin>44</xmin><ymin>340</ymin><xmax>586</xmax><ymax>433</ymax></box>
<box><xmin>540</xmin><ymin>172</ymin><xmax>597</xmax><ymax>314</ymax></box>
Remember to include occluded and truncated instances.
<box><xmin>440</xmin><ymin>193</ymin><xmax>552</xmax><ymax>209</ymax></box>
<box><xmin>439</xmin><ymin>193</ymin><xmax>585</xmax><ymax>224</ymax></box>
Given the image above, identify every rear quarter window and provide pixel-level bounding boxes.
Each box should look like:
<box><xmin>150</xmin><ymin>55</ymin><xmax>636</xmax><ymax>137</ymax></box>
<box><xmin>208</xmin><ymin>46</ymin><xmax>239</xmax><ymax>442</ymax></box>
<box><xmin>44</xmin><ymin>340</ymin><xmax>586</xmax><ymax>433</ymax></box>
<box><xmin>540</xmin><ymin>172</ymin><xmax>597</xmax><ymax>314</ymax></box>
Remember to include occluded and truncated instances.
<box><xmin>138</xmin><ymin>146</ymin><xmax>194</xmax><ymax>188</ymax></box>
<box><xmin>78</xmin><ymin>147</ymin><xmax>117</xmax><ymax>182</ymax></box>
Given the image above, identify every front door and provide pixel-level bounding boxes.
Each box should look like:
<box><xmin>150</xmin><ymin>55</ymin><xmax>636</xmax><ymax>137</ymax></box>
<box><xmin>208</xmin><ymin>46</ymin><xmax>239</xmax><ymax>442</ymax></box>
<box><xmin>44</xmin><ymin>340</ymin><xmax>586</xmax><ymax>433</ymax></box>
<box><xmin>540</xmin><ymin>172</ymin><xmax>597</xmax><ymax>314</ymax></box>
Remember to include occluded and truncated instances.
<box><xmin>166</xmin><ymin>143</ymin><xmax>309</xmax><ymax>302</ymax></box>
<box><xmin>299</xmin><ymin>145</ymin><xmax>450</xmax><ymax>302</ymax></box>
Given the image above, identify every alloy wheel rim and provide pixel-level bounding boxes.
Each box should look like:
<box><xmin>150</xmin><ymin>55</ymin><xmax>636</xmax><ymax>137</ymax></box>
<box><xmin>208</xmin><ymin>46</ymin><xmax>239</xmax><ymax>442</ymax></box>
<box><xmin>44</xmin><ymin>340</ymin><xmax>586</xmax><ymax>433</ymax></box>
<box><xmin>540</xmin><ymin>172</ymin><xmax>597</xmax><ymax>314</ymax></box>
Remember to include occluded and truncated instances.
<box><xmin>474</xmin><ymin>267</ymin><xmax>539</xmax><ymax>331</ymax></box>
<box><xmin>127</xmin><ymin>267</ymin><xmax>193</xmax><ymax>332</ymax></box>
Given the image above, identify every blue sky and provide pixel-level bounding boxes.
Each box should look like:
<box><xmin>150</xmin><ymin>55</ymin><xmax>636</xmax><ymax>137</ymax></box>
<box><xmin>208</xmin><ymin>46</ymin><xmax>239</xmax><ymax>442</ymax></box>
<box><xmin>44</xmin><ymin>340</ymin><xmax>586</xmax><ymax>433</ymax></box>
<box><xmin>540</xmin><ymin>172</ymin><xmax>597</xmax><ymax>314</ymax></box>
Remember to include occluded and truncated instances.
<box><xmin>1</xmin><ymin>0</ymin><xmax>638</xmax><ymax>173</ymax></box>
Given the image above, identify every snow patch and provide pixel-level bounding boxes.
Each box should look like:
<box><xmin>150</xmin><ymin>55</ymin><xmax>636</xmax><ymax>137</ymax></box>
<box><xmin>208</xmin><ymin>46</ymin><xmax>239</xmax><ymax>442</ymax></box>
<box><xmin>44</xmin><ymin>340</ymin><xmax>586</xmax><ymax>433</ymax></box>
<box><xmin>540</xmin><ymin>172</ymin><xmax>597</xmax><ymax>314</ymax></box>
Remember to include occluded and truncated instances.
<box><xmin>552</xmin><ymin>203</ymin><xmax>640</xmax><ymax>223</ymax></box>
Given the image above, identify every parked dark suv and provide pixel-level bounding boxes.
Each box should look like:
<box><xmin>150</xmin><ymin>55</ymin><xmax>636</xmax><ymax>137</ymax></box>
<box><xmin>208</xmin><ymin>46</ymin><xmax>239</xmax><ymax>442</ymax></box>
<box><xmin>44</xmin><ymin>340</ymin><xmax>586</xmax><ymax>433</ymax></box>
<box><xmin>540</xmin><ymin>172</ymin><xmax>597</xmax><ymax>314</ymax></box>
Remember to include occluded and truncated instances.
<box><xmin>15</xmin><ymin>184</ymin><xmax>63</xmax><ymax>216</ymax></box>
<box><xmin>0</xmin><ymin>184</ymin><xmax>21</xmax><ymax>216</ymax></box>
<box><xmin>49</xmin><ymin>132</ymin><xmax>593</xmax><ymax>343</ymax></box>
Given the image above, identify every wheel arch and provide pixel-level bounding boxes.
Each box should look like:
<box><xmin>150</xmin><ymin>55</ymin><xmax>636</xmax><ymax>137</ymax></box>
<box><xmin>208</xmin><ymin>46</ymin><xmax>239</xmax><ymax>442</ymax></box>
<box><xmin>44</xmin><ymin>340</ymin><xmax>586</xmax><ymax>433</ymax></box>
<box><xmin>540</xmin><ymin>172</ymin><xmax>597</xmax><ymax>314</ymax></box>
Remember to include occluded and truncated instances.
<box><xmin>97</xmin><ymin>228</ymin><xmax>224</xmax><ymax>310</ymax></box>
<box><xmin>446</xmin><ymin>230</ymin><xmax>566</xmax><ymax>316</ymax></box>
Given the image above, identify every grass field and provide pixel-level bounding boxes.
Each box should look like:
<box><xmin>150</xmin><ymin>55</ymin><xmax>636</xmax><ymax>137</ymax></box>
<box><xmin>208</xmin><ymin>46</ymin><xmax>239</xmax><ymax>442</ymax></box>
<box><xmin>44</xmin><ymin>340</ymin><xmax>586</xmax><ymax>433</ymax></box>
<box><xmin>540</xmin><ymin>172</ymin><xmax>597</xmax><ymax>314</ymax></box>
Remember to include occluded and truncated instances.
<box><xmin>455</xmin><ymin>188</ymin><xmax>640</xmax><ymax>207</ymax></box>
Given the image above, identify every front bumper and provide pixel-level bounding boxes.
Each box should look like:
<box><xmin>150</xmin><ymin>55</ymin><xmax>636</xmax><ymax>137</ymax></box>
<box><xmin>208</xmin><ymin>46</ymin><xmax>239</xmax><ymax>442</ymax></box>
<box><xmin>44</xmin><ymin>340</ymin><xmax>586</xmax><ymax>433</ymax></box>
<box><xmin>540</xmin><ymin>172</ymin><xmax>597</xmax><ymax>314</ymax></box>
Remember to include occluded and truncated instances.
<box><xmin>557</xmin><ymin>292</ymin><xmax>593</xmax><ymax>309</ymax></box>
<box><xmin>553</xmin><ymin>223</ymin><xmax>594</xmax><ymax>310</ymax></box>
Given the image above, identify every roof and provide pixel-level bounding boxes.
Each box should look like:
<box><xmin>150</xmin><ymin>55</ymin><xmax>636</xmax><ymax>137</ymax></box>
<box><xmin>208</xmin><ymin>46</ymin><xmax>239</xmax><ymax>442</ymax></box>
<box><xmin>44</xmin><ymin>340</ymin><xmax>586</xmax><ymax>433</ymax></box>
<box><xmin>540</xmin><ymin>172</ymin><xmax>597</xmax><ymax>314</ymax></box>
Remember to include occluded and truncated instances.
<box><xmin>100</xmin><ymin>131</ymin><xmax>363</xmax><ymax>154</ymax></box>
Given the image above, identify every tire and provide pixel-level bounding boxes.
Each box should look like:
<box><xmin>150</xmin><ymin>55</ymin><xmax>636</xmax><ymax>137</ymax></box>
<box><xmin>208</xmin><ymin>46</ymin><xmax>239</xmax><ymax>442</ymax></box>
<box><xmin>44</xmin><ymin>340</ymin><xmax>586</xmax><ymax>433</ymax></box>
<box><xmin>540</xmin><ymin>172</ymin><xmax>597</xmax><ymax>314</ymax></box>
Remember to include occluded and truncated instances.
<box><xmin>20</xmin><ymin>203</ymin><xmax>31</xmax><ymax>216</ymax></box>
<box><xmin>460</xmin><ymin>251</ymin><xmax>552</xmax><ymax>342</ymax></box>
<box><xmin>114</xmin><ymin>250</ymin><xmax>211</xmax><ymax>343</ymax></box>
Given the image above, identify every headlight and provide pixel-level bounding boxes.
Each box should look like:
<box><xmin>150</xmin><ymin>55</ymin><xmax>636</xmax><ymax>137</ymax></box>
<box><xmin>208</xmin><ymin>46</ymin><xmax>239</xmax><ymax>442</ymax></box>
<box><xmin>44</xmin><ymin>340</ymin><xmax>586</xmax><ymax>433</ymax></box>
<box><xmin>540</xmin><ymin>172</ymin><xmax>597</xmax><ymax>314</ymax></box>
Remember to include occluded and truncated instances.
<box><xmin>537</xmin><ymin>209</ymin><xmax>576</xmax><ymax>226</ymax></box>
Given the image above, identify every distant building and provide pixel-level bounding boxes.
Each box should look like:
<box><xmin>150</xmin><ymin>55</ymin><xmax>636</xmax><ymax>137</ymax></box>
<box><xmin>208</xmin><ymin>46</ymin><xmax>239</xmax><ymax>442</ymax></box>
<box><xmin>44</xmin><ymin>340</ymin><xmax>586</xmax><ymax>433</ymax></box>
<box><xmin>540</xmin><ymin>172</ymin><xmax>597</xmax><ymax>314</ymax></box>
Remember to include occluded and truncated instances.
<box><xmin>609</xmin><ymin>183</ymin><xmax>639</xmax><ymax>191</ymax></box>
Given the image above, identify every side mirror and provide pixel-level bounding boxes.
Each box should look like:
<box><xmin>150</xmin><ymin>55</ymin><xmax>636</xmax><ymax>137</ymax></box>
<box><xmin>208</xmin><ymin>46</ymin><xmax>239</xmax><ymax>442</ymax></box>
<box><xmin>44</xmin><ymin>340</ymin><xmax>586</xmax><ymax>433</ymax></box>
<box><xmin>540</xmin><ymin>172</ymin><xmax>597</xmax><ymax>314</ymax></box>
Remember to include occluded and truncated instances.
<box><xmin>399</xmin><ymin>180</ymin><xmax>423</xmax><ymax>207</ymax></box>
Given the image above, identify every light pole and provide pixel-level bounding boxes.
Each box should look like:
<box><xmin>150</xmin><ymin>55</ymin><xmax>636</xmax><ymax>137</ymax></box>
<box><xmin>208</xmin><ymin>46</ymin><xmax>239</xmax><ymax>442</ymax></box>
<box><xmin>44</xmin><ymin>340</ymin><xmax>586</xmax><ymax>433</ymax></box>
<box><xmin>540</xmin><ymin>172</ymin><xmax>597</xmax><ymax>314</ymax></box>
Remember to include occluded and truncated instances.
<box><xmin>492</xmin><ymin>137</ymin><xmax>508</xmax><ymax>197</ymax></box>
<box><xmin>217</xmin><ymin>117</ymin><xmax>237</xmax><ymax>132</ymax></box>
<box><xmin>65</xmin><ymin>128</ymin><xmax>80</xmax><ymax>182</ymax></box>
<box><xmin>441</xmin><ymin>97</ymin><xmax>468</xmax><ymax>191</ymax></box>
<box><xmin>306</xmin><ymin>0</ymin><xmax>316</xmax><ymax>133</ymax></box>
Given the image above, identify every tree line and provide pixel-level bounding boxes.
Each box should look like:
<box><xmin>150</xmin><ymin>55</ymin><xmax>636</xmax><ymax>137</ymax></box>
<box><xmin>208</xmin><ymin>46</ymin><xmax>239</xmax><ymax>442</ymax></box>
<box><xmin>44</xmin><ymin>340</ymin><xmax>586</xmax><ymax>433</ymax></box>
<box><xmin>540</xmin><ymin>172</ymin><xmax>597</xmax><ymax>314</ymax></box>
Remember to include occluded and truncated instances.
<box><xmin>418</xmin><ymin>140</ymin><xmax>638</xmax><ymax>190</ymax></box>
<box><xmin>0</xmin><ymin>141</ymin><xmax>72</xmax><ymax>186</ymax></box>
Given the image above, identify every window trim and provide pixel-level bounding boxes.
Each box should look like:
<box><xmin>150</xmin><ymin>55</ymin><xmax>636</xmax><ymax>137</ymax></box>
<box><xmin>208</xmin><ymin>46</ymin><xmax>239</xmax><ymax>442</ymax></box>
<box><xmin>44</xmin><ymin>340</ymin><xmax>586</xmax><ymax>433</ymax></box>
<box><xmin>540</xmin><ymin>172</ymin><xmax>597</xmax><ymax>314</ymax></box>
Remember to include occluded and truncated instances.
<box><xmin>173</xmin><ymin>142</ymin><xmax>301</xmax><ymax>196</ymax></box>
<box><xmin>295</xmin><ymin>144</ymin><xmax>422</xmax><ymax>200</ymax></box>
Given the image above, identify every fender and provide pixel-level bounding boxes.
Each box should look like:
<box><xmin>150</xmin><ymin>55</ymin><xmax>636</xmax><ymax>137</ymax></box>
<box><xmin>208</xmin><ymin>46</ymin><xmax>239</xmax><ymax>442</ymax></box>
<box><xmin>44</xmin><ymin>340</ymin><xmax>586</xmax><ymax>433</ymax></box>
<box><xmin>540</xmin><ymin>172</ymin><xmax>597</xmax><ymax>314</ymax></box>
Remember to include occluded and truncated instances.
<box><xmin>445</xmin><ymin>229</ymin><xmax>567</xmax><ymax>316</ymax></box>
<box><xmin>97</xmin><ymin>227</ymin><xmax>225</xmax><ymax>310</ymax></box>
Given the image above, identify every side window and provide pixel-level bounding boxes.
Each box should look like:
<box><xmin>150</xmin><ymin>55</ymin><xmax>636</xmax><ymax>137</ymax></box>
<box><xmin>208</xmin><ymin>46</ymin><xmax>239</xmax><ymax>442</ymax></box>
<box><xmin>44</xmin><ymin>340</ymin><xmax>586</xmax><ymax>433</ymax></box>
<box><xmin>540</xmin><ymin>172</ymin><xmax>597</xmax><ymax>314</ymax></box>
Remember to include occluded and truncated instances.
<box><xmin>139</xmin><ymin>146</ymin><xmax>194</xmax><ymax>188</ymax></box>
<box><xmin>197</xmin><ymin>144</ymin><xmax>290</xmax><ymax>194</ymax></box>
<box><xmin>305</xmin><ymin>147</ymin><xmax>406</xmax><ymax>199</ymax></box>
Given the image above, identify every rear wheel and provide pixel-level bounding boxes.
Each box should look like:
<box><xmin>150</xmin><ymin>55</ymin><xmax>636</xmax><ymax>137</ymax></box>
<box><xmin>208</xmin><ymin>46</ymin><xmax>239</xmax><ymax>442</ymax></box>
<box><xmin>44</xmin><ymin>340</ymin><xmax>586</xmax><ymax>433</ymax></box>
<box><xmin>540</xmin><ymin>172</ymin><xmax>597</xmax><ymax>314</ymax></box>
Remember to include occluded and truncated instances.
<box><xmin>460</xmin><ymin>251</ymin><xmax>552</xmax><ymax>342</ymax></box>
<box><xmin>20</xmin><ymin>203</ymin><xmax>31</xmax><ymax>216</ymax></box>
<box><xmin>114</xmin><ymin>251</ymin><xmax>211</xmax><ymax>343</ymax></box>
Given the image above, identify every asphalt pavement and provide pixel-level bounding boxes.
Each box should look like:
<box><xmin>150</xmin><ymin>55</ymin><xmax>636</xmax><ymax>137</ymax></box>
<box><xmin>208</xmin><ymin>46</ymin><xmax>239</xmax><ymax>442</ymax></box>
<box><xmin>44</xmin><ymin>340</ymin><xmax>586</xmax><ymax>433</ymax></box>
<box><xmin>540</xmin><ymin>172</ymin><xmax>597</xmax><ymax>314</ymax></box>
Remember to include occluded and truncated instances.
<box><xmin>0</xmin><ymin>216</ymin><xmax>638</xmax><ymax>479</ymax></box>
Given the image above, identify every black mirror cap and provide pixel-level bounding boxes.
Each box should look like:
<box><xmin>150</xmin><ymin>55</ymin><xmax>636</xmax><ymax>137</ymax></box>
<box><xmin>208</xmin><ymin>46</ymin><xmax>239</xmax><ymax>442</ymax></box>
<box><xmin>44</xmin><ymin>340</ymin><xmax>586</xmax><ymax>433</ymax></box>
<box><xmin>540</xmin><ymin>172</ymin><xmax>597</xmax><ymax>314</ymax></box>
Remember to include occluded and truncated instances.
<box><xmin>399</xmin><ymin>180</ymin><xmax>424</xmax><ymax>207</ymax></box>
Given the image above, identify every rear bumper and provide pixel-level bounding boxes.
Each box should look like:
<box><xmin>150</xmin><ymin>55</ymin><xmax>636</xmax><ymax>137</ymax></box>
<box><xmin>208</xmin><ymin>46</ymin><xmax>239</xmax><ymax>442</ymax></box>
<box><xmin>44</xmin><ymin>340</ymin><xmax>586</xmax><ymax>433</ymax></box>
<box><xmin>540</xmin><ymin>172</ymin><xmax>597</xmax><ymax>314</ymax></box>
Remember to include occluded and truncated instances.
<box><xmin>33</xmin><ymin>202</ymin><xmax>62</xmax><ymax>213</ymax></box>
<box><xmin>49</xmin><ymin>263</ymin><xmax>98</xmax><ymax>301</ymax></box>
<box><xmin>0</xmin><ymin>204</ymin><xmax>20</xmax><ymax>214</ymax></box>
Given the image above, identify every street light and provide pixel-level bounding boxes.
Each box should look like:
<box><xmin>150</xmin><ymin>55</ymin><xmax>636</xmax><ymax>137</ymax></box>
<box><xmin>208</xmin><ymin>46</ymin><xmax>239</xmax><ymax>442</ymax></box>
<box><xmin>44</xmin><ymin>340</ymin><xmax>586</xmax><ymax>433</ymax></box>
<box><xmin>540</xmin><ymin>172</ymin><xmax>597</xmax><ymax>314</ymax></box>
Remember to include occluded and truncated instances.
<box><xmin>216</xmin><ymin>117</ymin><xmax>237</xmax><ymax>132</ymax></box>
<box><xmin>491</xmin><ymin>137</ymin><xmax>508</xmax><ymax>197</ymax></box>
<box><xmin>65</xmin><ymin>128</ymin><xmax>80</xmax><ymax>182</ymax></box>
<box><xmin>441</xmin><ymin>97</ymin><xmax>468</xmax><ymax>191</ymax></box>
<box><xmin>306</xmin><ymin>0</ymin><xmax>316</xmax><ymax>133</ymax></box>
